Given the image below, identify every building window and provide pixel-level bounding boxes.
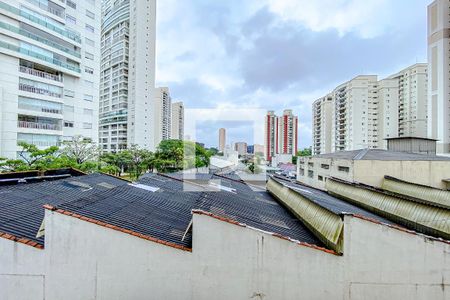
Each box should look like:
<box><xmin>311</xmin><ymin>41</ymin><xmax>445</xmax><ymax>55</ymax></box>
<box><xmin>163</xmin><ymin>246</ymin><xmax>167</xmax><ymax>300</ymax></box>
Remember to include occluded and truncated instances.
<box><xmin>308</xmin><ymin>170</ymin><xmax>314</xmax><ymax>178</ymax></box>
<box><xmin>84</xmin><ymin>80</ymin><xmax>94</xmax><ymax>88</ymax></box>
<box><xmin>64</xmin><ymin>89</ymin><xmax>75</xmax><ymax>98</ymax></box>
<box><xmin>85</xmin><ymin>38</ymin><xmax>95</xmax><ymax>47</ymax></box>
<box><xmin>318</xmin><ymin>175</ymin><xmax>324</xmax><ymax>181</ymax></box>
<box><xmin>84</xmin><ymin>94</ymin><xmax>93</xmax><ymax>101</ymax></box>
<box><xmin>308</xmin><ymin>162</ymin><xmax>314</xmax><ymax>167</ymax></box>
<box><xmin>83</xmin><ymin>108</ymin><xmax>93</xmax><ymax>115</ymax></box>
<box><xmin>85</xmin><ymin>52</ymin><xmax>94</xmax><ymax>60</ymax></box>
<box><xmin>64</xmin><ymin>121</ymin><xmax>74</xmax><ymax>128</ymax></box>
<box><xmin>86</xmin><ymin>10</ymin><xmax>95</xmax><ymax>19</ymax></box>
<box><xmin>67</xmin><ymin>0</ymin><xmax>76</xmax><ymax>9</ymax></box>
<box><xmin>85</xmin><ymin>67</ymin><xmax>94</xmax><ymax>74</ymax></box>
<box><xmin>85</xmin><ymin>24</ymin><xmax>95</xmax><ymax>33</ymax></box>
<box><xmin>64</xmin><ymin>105</ymin><xmax>74</xmax><ymax>113</ymax></box>
<box><xmin>83</xmin><ymin>122</ymin><xmax>92</xmax><ymax>129</ymax></box>
<box><xmin>338</xmin><ymin>166</ymin><xmax>350</xmax><ymax>173</ymax></box>
<box><xmin>321</xmin><ymin>164</ymin><xmax>330</xmax><ymax>170</ymax></box>
<box><xmin>66</xmin><ymin>14</ymin><xmax>76</xmax><ymax>24</ymax></box>
<box><xmin>299</xmin><ymin>168</ymin><xmax>305</xmax><ymax>176</ymax></box>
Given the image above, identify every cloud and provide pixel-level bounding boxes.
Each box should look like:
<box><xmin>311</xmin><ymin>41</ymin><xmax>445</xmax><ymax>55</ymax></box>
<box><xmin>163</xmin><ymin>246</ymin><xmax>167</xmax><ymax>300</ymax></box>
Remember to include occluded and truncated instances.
<box><xmin>156</xmin><ymin>0</ymin><xmax>429</xmax><ymax>149</ymax></box>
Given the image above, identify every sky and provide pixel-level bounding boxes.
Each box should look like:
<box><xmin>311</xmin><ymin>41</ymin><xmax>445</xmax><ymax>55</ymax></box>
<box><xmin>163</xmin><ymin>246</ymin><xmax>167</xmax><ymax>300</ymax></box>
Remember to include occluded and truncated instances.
<box><xmin>155</xmin><ymin>0</ymin><xmax>430</xmax><ymax>149</ymax></box>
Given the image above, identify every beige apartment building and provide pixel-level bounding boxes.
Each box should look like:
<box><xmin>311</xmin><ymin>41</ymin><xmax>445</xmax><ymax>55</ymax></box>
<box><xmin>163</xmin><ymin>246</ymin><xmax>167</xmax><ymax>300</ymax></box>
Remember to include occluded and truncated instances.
<box><xmin>313</xmin><ymin>64</ymin><xmax>428</xmax><ymax>152</ymax></box>
<box><xmin>153</xmin><ymin>87</ymin><xmax>171</xmax><ymax>147</ymax></box>
<box><xmin>171</xmin><ymin>101</ymin><xmax>184</xmax><ymax>140</ymax></box>
<box><xmin>312</xmin><ymin>94</ymin><xmax>333</xmax><ymax>155</ymax></box>
<box><xmin>428</xmin><ymin>0</ymin><xmax>450</xmax><ymax>155</ymax></box>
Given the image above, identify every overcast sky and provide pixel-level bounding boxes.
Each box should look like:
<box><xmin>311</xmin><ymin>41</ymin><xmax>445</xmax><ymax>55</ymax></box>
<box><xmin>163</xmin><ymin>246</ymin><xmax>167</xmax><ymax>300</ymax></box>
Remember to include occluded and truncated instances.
<box><xmin>155</xmin><ymin>0</ymin><xmax>429</xmax><ymax>149</ymax></box>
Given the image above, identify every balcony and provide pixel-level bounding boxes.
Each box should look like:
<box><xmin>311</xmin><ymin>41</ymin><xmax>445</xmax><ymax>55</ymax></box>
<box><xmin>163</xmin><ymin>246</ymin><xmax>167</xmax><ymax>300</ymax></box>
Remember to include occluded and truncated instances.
<box><xmin>19</xmin><ymin>65</ymin><xmax>62</xmax><ymax>82</ymax></box>
<box><xmin>18</xmin><ymin>120</ymin><xmax>61</xmax><ymax>131</ymax></box>
<box><xmin>0</xmin><ymin>21</ymin><xmax>80</xmax><ymax>58</ymax></box>
<box><xmin>0</xmin><ymin>1</ymin><xmax>80</xmax><ymax>43</ymax></box>
<box><xmin>19</xmin><ymin>83</ymin><xmax>62</xmax><ymax>98</ymax></box>
<box><xmin>0</xmin><ymin>40</ymin><xmax>80</xmax><ymax>73</ymax></box>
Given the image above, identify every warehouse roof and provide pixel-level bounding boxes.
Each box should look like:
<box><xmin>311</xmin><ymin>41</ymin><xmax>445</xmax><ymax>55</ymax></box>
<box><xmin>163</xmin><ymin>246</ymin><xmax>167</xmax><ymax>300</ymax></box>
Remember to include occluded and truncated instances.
<box><xmin>312</xmin><ymin>149</ymin><xmax>450</xmax><ymax>161</ymax></box>
<box><xmin>52</xmin><ymin>173</ymin><xmax>322</xmax><ymax>249</ymax></box>
<box><xmin>0</xmin><ymin>171</ymin><xmax>129</xmax><ymax>248</ymax></box>
<box><xmin>271</xmin><ymin>176</ymin><xmax>394</xmax><ymax>225</ymax></box>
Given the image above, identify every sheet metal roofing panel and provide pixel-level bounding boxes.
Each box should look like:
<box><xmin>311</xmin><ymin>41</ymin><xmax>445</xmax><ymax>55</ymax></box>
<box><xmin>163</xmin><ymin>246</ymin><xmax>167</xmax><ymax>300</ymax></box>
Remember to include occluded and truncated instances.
<box><xmin>267</xmin><ymin>178</ymin><xmax>344</xmax><ymax>253</ymax></box>
<box><xmin>326</xmin><ymin>179</ymin><xmax>450</xmax><ymax>241</ymax></box>
<box><xmin>55</xmin><ymin>173</ymin><xmax>322</xmax><ymax>248</ymax></box>
<box><xmin>271</xmin><ymin>176</ymin><xmax>394</xmax><ymax>225</ymax></box>
<box><xmin>0</xmin><ymin>173</ymin><xmax>128</xmax><ymax>246</ymax></box>
<box><xmin>382</xmin><ymin>176</ymin><xmax>450</xmax><ymax>210</ymax></box>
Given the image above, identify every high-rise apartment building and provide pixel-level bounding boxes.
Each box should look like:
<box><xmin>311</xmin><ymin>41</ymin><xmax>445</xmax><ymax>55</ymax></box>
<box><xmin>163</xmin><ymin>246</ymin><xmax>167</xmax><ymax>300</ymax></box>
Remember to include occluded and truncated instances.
<box><xmin>332</xmin><ymin>75</ymin><xmax>380</xmax><ymax>152</ymax></box>
<box><xmin>428</xmin><ymin>0</ymin><xmax>450</xmax><ymax>155</ymax></box>
<box><xmin>376</xmin><ymin>78</ymin><xmax>399</xmax><ymax>149</ymax></box>
<box><xmin>265</xmin><ymin>110</ymin><xmax>298</xmax><ymax>161</ymax></box>
<box><xmin>234</xmin><ymin>142</ymin><xmax>247</xmax><ymax>156</ymax></box>
<box><xmin>171</xmin><ymin>101</ymin><xmax>184</xmax><ymax>140</ymax></box>
<box><xmin>313</xmin><ymin>65</ymin><xmax>429</xmax><ymax>153</ymax></box>
<box><xmin>312</xmin><ymin>94</ymin><xmax>333</xmax><ymax>155</ymax></box>
<box><xmin>153</xmin><ymin>87</ymin><xmax>171</xmax><ymax>147</ymax></box>
<box><xmin>389</xmin><ymin>63</ymin><xmax>428</xmax><ymax>139</ymax></box>
<box><xmin>218</xmin><ymin>128</ymin><xmax>226</xmax><ymax>152</ymax></box>
<box><xmin>0</xmin><ymin>0</ymin><xmax>101</xmax><ymax>158</ymax></box>
<box><xmin>99</xmin><ymin>0</ymin><xmax>156</xmax><ymax>152</ymax></box>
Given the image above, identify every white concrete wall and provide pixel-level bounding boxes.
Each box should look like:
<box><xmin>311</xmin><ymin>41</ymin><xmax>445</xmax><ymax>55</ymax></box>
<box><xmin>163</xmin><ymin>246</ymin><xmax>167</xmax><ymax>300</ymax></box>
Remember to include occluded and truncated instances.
<box><xmin>0</xmin><ymin>239</ymin><xmax>45</xmax><ymax>300</ymax></box>
<box><xmin>2</xmin><ymin>209</ymin><xmax>450</xmax><ymax>300</ymax></box>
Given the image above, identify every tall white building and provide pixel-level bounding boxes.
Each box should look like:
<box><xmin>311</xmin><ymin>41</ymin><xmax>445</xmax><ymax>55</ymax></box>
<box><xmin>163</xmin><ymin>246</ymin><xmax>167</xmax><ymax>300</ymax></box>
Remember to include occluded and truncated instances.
<box><xmin>171</xmin><ymin>101</ymin><xmax>184</xmax><ymax>140</ymax></box>
<box><xmin>99</xmin><ymin>0</ymin><xmax>156</xmax><ymax>152</ymax></box>
<box><xmin>428</xmin><ymin>0</ymin><xmax>450</xmax><ymax>155</ymax></box>
<box><xmin>376</xmin><ymin>78</ymin><xmax>399</xmax><ymax>149</ymax></box>
<box><xmin>312</xmin><ymin>94</ymin><xmax>333</xmax><ymax>155</ymax></box>
<box><xmin>153</xmin><ymin>87</ymin><xmax>171</xmax><ymax>147</ymax></box>
<box><xmin>389</xmin><ymin>63</ymin><xmax>428</xmax><ymax>139</ymax></box>
<box><xmin>315</xmin><ymin>65</ymin><xmax>428</xmax><ymax>153</ymax></box>
<box><xmin>331</xmin><ymin>75</ymin><xmax>380</xmax><ymax>152</ymax></box>
<box><xmin>0</xmin><ymin>0</ymin><xmax>101</xmax><ymax>158</ymax></box>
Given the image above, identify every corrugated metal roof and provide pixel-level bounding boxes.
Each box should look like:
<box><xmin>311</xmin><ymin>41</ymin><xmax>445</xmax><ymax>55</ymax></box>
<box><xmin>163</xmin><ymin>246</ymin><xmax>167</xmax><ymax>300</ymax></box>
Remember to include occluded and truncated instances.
<box><xmin>51</xmin><ymin>173</ymin><xmax>322</xmax><ymax>249</ymax></box>
<box><xmin>0</xmin><ymin>173</ymin><xmax>128</xmax><ymax>246</ymax></box>
<box><xmin>382</xmin><ymin>176</ymin><xmax>450</xmax><ymax>210</ymax></box>
<box><xmin>326</xmin><ymin>178</ymin><xmax>450</xmax><ymax>241</ymax></box>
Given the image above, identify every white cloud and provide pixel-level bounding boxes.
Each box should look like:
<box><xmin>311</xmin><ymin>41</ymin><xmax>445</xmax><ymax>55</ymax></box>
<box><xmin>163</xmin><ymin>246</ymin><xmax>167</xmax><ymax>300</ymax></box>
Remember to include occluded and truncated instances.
<box><xmin>266</xmin><ymin>0</ymin><xmax>392</xmax><ymax>38</ymax></box>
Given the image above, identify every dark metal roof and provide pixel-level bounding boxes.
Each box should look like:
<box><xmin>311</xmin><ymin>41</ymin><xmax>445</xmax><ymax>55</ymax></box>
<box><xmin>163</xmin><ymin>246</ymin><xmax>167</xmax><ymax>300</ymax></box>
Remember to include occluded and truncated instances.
<box><xmin>313</xmin><ymin>149</ymin><xmax>450</xmax><ymax>161</ymax></box>
<box><xmin>271</xmin><ymin>176</ymin><xmax>394</xmax><ymax>225</ymax></box>
<box><xmin>55</xmin><ymin>173</ymin><xmax>322</xmax><ymax>248</ymax></box>
<box><xmin>0</xmin><ymin>173</ymin><xmax>129</xmax><ymax>246</ymax></box>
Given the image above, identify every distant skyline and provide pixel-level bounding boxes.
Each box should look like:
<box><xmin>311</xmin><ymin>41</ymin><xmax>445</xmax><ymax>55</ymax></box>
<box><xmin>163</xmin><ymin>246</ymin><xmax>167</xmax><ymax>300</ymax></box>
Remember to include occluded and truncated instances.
<box><xmin>156</xmin><ymin>0</ymin><xmax>429</xmax><ymax>148</ymax></box>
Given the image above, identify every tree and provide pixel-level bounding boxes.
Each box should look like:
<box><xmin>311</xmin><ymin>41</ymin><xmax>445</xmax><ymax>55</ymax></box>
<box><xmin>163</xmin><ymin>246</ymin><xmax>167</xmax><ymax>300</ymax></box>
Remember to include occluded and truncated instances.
<box><xmin>61</xmin><ymin>135</ymin><xmax>100</xmax><ymax>165</ymax></box>
<box><xmin>293</xmin><ymin>147</ymin><xmax>312</xmax><ymax>164</ymax></box>
<box><xmin>17</xmin><ymin>142</ymin><xmax>60</xmax><ymax>168</ymax></box>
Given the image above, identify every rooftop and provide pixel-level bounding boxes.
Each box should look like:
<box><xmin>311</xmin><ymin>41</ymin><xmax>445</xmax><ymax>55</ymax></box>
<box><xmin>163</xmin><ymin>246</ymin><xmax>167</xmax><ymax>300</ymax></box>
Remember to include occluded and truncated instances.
<box><xmin>312</xmin><ymin>149</ymin><xmax>450</xmax><ymax>161</ymax></box>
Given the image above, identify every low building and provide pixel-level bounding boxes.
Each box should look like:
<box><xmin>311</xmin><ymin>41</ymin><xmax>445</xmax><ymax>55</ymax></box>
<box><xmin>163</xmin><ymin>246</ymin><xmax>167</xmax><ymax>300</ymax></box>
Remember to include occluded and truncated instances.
<box><xmin>386</xmin><ymin>136</ymin><xmax>437</xmax><ymax>155</ymax></box>
<box><xmin>1</xmin><ymin>170</ymin><xmax>449</xmax><ymax>300</ymax></box>
<box><xmin>271</xmin><ymin>154</ymin><xmax>293</xmax><ymax>167</ymax></box>
<box><xmin>297</xmin><ymin>149</ymin><xmax>450</xmax><ymax>191</ymax></box>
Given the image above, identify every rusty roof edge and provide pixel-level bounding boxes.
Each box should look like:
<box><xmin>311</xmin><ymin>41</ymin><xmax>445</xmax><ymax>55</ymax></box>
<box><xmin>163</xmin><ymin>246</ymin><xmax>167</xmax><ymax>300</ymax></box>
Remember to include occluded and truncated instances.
<box><xmin>0</xmin><ymin>231</ymin><xmax>44</xmax><ymax>249</ymax></box>
<box><xmin>192</xmin><ymin>209</ymin><xmax>340</xmax><ymax>256</ymax></box>
<box><xmin>43</xmin><ymin>204</ymin><xmax>192</xmax><ymax>252</ymax></box>
<box><xmin>341</xmin><ymin>213</ymin><xmax>450</xmax><ymax>246</ymax></box>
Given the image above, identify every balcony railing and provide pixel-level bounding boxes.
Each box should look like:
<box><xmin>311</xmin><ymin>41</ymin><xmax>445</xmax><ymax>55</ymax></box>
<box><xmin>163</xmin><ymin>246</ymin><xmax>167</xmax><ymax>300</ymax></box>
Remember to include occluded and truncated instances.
<box><xmin>19</xmin><ymin>65</ymin><xmax>63</xmax><ymax>82</ymax></box>
<box><xmin>0</xmin><ymin>21</ymin><xmax>80</xmax><ymax>58</ymax></box>
<box><xmin>19</xmin><ymin>83</ymin><xmax>62</xmax><ymax>98</ymax></box>
<box><xmin>18</xmin><ymin>102</ymin><xmax>62</xmax><ymax>114</ymax></box>
<box><xmin>0</xmin><ymin>2</ymin><xmax>80</xmax><ymax>43</ymax></box>
<box><xmin>0</xmin><ymin>40</ymin><xmax>80</xmax><ymax>73</ymax></box>
<box><xmin>18</xmin><ymin>120</ymin><xmax>61</xmax><ymax>131</ymax></box>
<box><xmin>25</xmin><ymin>0</ymin><xmax>65</xmax><ymax>18</ymax></box>
<box><xmin>18</xmin><ymin>139</ymin><xmax>60</xmax><ymax>147</ymax></box>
